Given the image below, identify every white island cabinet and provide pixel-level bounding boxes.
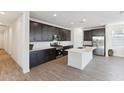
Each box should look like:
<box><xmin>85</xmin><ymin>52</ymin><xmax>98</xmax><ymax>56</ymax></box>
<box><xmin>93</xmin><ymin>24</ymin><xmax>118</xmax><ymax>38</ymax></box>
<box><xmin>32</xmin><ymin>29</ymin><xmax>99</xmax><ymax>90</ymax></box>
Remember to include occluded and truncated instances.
<box><xmin>67</xmin><ymin>47</ymin><xmax>96</xmax><ymax>70</ymax></box>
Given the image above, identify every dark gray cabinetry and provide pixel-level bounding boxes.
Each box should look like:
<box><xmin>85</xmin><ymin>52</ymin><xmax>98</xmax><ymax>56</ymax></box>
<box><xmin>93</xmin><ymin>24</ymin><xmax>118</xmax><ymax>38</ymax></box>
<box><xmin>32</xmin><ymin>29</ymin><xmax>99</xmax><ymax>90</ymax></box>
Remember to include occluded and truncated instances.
<box><xmin>30</xmin><ymin>21</ymin><xmax>35</xmax><ymax>42</ymax></box>
<box><xmin>59</xmin><ymin>28</ymin><xmax>65</xmax><ymax>41</ymax></box>
<box><xmin>84</xmin><ymin>28</ymin><xmax>105</xmax><ymax>41</ymax></box>
<box><xmin>92</xmin><ymin>28</ymin><xmax>105</xmax><ymax>36</ymax></box>
<box><xmin>41</xmin><ymin>24</ymin><xmax>48</xmax><ymax>41</ymax></box>
<box><xmin>30</xmin><ymin>21</ymin><xmax>71</xmax><ymax>42</ymax></box>
<box><xmin>30</xmin><ymin>21</ymin><xmax>42</xmax><ymax>42</ymax></box>
<box><xmin>30</xmin><ymin>51</ymin><xmax>39</xmax><ymax>68</ymax></box>
<box><xmin>34</xmin><ymin>22</ymin><xmax>42</xmax><ymax>41</ymax></box>
<box><xmin>47</xmin><ymin>26</ymin><xmax>54</xmax><ymax>41</ymax></box>
<box><xmin>84</xmin><ymin>31</ymin><xmax>92</xmax><ymax>41</ymax></box>
<box><xmin>58</xmin><ymin>29</ymin><xmax>71</xmax><ymax>41</ymax></box>
<box><xmin>51</xmin><ymin>27</ymin><xmax>60</xmax><ymax>40</ymax></box>
<box><xmin>65</xmin><ymin>30</ymin><xmax>71</xmax><ymax>41</ymax></box>
<box><xmin>30</xmin><ymin>48</ymin><xmax>56</xmax><ymax>68</ymax></box>
<box><xmin>63</xmin><ymin>45</ymin><xmax>73</xmax><ymax>55</ymax></box>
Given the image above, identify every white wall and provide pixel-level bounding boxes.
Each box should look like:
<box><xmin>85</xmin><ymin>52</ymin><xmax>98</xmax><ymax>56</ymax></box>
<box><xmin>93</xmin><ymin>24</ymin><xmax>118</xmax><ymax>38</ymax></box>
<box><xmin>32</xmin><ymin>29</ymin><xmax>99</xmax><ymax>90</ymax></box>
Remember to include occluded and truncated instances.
<box><xmin>3</xmin><ymin>12</ymin><xmax>29</xmax><ymax>73</ymax></box>
<box><xmin>72</xmin><ymin>28</ymin><xmax>83</xmax><ymax>48</ymax></box>
<box><xmin>106</xmin><ymin>23</ymin><xmax>124</xmax><ymax>57</ymax></box>
<box><xmin>0</xmin><ymin>31</ymin><xmax>3</xmax><ymax>49</ymax></box>
<box><xmin>3</xmin><ymin>30</ymin><xmax>9</xmax><ymax>52</ymax></box>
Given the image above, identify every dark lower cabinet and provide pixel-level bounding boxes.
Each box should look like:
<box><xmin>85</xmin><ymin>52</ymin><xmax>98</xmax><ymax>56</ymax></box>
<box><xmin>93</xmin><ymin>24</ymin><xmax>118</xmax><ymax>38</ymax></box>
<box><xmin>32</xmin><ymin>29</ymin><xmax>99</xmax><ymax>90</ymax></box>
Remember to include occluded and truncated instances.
<box><xmin>30</xmin><ymin>48</ymin><xmax>56</xmax><ymax>68</ymax></box>
<box><xmin>63</xmin><ymin>45</ymin><xmax>73</xmax><ymax>56</ymax></box>
<box><xmin>30</xmin><ymin>51</ymin><xmax>39</xmax><ymax>68</ymax></box>
<box><xmin>30</xmin><ymin>45</ymin><xmax>73</xmax><ymax>68</ymax></box>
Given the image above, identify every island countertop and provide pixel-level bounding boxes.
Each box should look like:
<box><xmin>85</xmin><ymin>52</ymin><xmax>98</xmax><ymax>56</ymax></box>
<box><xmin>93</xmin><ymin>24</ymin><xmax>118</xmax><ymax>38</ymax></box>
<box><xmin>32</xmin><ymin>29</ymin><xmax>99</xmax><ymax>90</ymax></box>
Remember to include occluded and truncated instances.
<box><xmin>67</xmin><ymin>46</ymin><xmax>96</xmax><ymax>70</ymax></box>
<box><xmin>67</xmin><ymin>47</ymin><xmax>96</xmax><ymax>53</ymax></box>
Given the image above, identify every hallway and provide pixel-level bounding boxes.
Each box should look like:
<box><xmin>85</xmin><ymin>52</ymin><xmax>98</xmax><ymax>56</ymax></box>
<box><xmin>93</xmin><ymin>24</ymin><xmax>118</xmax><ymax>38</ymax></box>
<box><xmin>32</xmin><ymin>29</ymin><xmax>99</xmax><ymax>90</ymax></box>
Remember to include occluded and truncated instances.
<box><xmin>0</xmin><ymin>49</ymin><xmax>29</xmax><ymax>80</ymax></box>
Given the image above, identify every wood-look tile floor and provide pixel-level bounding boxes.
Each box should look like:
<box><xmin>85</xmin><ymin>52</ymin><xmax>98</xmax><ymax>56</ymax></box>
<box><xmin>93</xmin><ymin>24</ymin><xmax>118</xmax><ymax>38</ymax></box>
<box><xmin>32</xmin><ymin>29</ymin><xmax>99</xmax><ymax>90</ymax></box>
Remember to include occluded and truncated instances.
<box><xmin>0</xmin><ymin>49</ymin><xmax>124</xmax><ymax>81</ymax></box>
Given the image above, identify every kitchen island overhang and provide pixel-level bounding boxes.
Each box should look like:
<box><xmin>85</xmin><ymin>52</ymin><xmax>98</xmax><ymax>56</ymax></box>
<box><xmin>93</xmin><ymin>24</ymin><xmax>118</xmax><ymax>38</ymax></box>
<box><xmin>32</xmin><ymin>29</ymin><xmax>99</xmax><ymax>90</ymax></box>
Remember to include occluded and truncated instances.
<box><xmin>67</xmin><ymin>47</ymin><xmax>96</xmax><ymax>70</ymax></box>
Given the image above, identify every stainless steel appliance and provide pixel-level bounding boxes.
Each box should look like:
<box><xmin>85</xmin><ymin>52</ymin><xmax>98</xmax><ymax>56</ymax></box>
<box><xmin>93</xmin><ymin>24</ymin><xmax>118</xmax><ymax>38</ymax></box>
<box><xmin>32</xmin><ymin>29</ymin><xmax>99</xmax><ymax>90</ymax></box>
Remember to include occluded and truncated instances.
<box><xmin>51</xmin><ymin>45</ymin><xmax>63</xmax><ymax>58</ymax></box>
<box><xmin>92</xmin><ymin>36</ymin><xmax>105</xmax><ymax>56</ymax></box>
<box><xmin>50</xmin><ymin>42</ymin><xmax>63</xmax><ymax>57</ymax></box>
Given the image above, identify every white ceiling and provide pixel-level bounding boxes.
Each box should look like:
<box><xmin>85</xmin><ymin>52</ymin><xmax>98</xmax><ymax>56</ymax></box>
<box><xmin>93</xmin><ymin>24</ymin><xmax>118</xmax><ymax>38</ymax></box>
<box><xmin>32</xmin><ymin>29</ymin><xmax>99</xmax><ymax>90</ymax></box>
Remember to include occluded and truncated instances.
<box><xmin>0</xmin><ymin>11</ymin><xmax>22</xmax><ymax>31</ymax></box>
<box><xmin>30</xmin><ymin>11</ymin><xmax>124</xmax><ymax>29</ymax></box>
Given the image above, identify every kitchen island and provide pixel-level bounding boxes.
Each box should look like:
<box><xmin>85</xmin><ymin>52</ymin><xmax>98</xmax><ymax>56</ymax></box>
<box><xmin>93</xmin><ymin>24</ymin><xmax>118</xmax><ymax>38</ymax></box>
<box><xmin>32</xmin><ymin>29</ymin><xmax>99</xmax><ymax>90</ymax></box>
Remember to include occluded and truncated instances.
<box><xmin>67</xmin><ymin>47</ymin><xmax>96</xmax><ymax>70</ymax></box>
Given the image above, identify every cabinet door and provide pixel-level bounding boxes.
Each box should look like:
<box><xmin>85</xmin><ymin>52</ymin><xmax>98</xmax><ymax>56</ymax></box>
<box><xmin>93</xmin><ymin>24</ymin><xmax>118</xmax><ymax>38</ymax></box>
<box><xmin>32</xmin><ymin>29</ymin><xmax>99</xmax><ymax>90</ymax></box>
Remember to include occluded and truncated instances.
<box><xmin>59</xmin><ymin>28</ymin><xmax>66</xmax><ymax>41</ymax></box>
<box><xmin>41</xmin><ymin>24</ymin><xmax>48</xmax><ymax>41</ymax></box>
<box><xmin>84</xmin><ymin>31</ymin><xmax>92</xmax><ymax>41</ymax></box>
<box><xmin>65</xmin><ymin>30</ymin><xmax>71</xmax><ymax>41</ymax></box>
<box><xmin>30</xmin><ymin>21</ymin><xmax>35</xmax><ymax>42</ymax></box>
<box><xmin>43</xmin><ymin>48</ymin><xmax>56</xmax><ymax>62</ymax></box>
<box><xmin>47</xmin><ymin>26</ymin><xmax>54</xmax><ymax>41</ymax></box>
<box><xmin>52</xmin><ymin>27</ymin><xmax>60</xmax><ymax>41</ymax></box>
<box><xmin>30</xmin><ymin>51</ymin><xmax>38</xmax><ymax>68</ymax></box>
<box><xmin>92</xmin><ymin>29</ymin><xmax>105</xmax><ymax>36</ymax></box>
<box><xmin>30</xmin><ymin>20</ymin><xmax>71</xmax><ymax>42</ymax></box>
<box><xmin>34</xmin><ymin>22</ymin><xmax>42</xmax><ymax>41</ymax></box>
<box><xmin>37</xmin><ymin>48</ymin><xmax>56</xmax><ymax>64</ymax></box>
<box><xmin>63</xmin><ymin>29</ymin><xmax>67</xmax><ymax>41</ymax></box>
<box><xmin>37</xmin><ymin>50</ymin><xmax>47</xmax><ymax>64</ymax></box>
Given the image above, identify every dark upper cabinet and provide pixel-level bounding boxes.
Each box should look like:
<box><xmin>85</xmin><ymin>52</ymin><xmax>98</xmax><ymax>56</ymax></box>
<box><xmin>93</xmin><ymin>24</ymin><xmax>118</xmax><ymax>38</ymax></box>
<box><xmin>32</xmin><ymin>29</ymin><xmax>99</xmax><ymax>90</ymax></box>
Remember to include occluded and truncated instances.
<box><xmin>58</xmin><ymin>28</ymin><xmax>65</xmax><ymax>41</ymax></box>
<box><xmin>84</xmin><ymin>31</ymin><xmax>92</xmax><ymax>41</ymax></box>
<box><xmin>84</xmin><ymin>28</ymin><xmax>105</xmax><ymax>41</ymax></box>
<box><xmin>30</xmin><ymin>20</ymin><xmax>71</xmax><ymax>42</ymax></box>
<box><xmin>51</xmin><ymin>27</ymin><xmax>60</xmax><ymax>40</ymax></box>
<box><xmin>92</xmin><ymin>28</ymin><xmax>105</xmax><ymax>36</ymax></box>
<box><xmin>34</xmin><ymin>22</ymin><xmax>42</xmax><ymax>41</ymax></box>
<box><xmin>65</xmin><ymin>30</ymin><xmax>71</xmax><ymax>41</ymax></box>
<box><xmin>58</xmin><ymin>29</ymin><xmax>71</xmax><ymax>41</ymax></box>
<box><xmin>30</xmin><ymin>21</ymin><xmax>35</xmax><ymax>42</ymax></box>
<box><xmin>30</xmin><ymin>21</ymin><xmax>42</xmax><ymax>42</ymax></box>
<box><xmin>41</xmin><ymin>24</ymin><xmax>48</xmax><ymax>41</ymax></box>
<box><xmin>47</xmin><ymin>26</ymin><xmax>54</xmax><ymax>41</ymax></box>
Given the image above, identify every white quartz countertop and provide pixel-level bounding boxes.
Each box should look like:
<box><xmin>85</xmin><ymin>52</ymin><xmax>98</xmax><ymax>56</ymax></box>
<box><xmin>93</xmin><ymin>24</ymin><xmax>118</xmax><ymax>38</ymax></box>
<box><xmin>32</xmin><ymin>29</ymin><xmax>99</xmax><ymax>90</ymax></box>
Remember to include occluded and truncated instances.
<box><xmin>30</xmin><ymin>46</ymin><xmax>55</xmax><ymax>52</ymax></box>
<box><xmin>67</xmin><ymin>47</ymin><xmax>96</xmax><ymax>53</ymax></box>
<box><xmin>30</xmin><ymin>45</ymin><xmax>73</xmax><ymax>52</ymax></box>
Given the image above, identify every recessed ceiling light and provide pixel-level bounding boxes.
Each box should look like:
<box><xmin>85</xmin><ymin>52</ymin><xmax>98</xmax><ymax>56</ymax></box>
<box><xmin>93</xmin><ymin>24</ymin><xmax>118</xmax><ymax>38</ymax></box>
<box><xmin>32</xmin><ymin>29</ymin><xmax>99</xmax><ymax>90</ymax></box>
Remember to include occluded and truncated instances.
<box><xmin>82</xmin><ymin>18</ymin><xmax>86</xmax><ymax>22</ymax></box>
<box><xmin>80</xmin><ymin>18</ymin><xmax>86</xmax><ymax>23</ymax></box>
<box><xmin>70</xmin><ymin>22</ymin><xmax>74</xmax><ymax>25</ymax></box>
<box><xmin>53</xmin><ymin>14</ymin><xmax>57</xmax><ymax>17</ymax></box>
<box><xmin>0</xmin><ymin>12</ymin><xmax>5</xmax><ymax>15</ymax></box>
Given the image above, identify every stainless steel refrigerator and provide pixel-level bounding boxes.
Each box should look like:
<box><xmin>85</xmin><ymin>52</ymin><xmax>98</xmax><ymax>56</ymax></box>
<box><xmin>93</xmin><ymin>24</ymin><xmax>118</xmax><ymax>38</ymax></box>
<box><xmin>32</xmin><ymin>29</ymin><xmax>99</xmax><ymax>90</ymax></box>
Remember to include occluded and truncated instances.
<box><xmin>92</xmin><ymin>36</ymin><xmax>105</xmax><ymax>56</ymax></box>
